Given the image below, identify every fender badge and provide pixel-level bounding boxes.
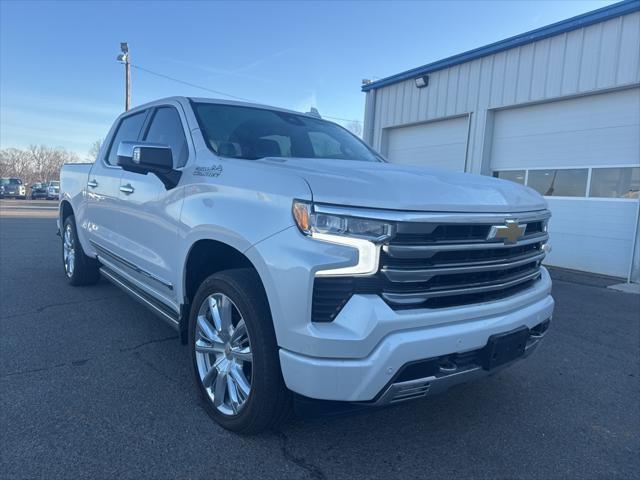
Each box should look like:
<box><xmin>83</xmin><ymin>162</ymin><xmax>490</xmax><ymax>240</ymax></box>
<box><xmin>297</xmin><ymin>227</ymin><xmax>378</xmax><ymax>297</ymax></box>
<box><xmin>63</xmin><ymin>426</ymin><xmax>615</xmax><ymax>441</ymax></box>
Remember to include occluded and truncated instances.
<box><xmin>194</xmin><ymin>165</ymin><xmax>223</xmax><ymax>177</ymax></box>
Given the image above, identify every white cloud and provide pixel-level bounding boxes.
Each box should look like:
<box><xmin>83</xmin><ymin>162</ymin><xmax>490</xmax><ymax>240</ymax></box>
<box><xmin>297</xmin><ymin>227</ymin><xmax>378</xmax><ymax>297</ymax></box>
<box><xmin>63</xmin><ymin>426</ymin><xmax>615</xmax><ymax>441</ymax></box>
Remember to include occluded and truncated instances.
<box><xmin>159</xmin><ymin>48</ymin><xmax>294</xmax><ymax>83</ymax></box>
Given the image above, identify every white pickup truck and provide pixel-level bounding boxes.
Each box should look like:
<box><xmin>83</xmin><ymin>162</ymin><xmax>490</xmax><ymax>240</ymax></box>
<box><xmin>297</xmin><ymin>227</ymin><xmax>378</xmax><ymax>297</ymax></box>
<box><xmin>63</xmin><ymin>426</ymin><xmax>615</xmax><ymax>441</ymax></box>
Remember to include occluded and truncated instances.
<box><xmin>59</xmin><ymin>97</ymin><xmax>554</xmax><ymax>433</ymax></box>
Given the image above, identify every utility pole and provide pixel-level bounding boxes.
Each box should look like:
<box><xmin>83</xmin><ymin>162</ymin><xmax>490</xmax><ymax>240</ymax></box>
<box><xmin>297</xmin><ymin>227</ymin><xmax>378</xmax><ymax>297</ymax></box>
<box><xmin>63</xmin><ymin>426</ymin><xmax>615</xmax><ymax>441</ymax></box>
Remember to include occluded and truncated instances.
<box><xmin>117</xmin><ymin>42</ymin><xmax>131</xmax><ymax>111</ymax></box>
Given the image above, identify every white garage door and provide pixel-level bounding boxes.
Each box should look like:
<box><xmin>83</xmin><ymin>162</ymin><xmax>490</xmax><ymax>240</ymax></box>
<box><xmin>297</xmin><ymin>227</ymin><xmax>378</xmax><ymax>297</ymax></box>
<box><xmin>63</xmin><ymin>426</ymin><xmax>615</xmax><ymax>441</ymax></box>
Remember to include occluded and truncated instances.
<box><xmin>385</xmin><ymin>115</ymin><xmax>468</xmax><ymax>171</ymax></box>
<box><xmin>491</xmin><ymin>87</ymin><xmax>640</xmax><ymax>278</ymax></box>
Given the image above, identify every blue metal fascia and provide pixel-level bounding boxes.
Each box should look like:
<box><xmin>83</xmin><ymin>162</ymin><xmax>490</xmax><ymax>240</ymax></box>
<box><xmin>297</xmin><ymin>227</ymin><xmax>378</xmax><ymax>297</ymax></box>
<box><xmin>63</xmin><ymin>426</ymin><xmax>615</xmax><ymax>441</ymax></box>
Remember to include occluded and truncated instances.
<box><xmin>362</xmin><ymin>0</ymin><xmax>640</xmax><ymax>92</ymax></box>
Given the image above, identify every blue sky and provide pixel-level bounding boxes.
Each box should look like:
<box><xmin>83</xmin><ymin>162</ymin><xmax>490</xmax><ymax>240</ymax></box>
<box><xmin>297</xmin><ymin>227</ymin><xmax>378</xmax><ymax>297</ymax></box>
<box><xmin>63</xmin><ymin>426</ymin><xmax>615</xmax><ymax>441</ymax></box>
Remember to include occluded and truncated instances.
<box><xmin>0</xmin><ymin>0</ymin><xmax>617</xmax><ymax>157</ymax></box>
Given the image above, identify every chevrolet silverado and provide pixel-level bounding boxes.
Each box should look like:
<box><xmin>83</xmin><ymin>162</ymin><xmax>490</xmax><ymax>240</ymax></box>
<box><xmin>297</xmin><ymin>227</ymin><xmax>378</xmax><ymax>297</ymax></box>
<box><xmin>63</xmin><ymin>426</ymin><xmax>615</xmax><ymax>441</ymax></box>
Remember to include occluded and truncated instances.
<box><xmin>58</xmin><ymin>97</ymin><xmax>554</xmax><ymax>433</ymax></box>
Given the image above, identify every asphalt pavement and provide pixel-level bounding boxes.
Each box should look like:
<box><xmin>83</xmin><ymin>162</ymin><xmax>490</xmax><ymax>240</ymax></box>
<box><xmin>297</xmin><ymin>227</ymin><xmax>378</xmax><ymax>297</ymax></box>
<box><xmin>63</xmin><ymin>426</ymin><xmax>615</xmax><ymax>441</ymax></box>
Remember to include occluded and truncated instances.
<box><xmin>1</xmin><ymin>199</ymin><xmax>638</xmax><ymax>480</ymax></box>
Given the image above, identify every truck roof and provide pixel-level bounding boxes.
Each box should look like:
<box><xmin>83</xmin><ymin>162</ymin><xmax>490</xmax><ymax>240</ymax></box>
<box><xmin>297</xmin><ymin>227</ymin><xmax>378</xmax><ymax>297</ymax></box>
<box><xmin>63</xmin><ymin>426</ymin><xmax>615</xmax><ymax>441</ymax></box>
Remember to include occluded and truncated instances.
<box><xmin>126</xmin><ymin>96</ymin><xmax>320</xmax><ymax>120</ymax></box>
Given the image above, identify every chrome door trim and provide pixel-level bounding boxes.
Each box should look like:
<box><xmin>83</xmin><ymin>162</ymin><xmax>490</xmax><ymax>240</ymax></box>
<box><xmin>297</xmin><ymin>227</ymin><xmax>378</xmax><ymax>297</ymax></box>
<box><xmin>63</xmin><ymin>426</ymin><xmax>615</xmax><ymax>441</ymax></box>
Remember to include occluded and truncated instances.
<box><xmin>90</xmin><ymin>240</ymin><xmax>174</xmax><ymax>291</ymax></box>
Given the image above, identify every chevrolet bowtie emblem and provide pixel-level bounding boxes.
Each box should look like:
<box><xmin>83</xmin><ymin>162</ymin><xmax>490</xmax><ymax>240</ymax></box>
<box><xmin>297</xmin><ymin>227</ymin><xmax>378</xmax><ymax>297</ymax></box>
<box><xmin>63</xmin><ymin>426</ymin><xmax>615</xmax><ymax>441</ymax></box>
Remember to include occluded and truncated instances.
<box><xmin>488</xmin><ymin>219</ymin><xmax>526</xmax><ymax>245</ymax></box>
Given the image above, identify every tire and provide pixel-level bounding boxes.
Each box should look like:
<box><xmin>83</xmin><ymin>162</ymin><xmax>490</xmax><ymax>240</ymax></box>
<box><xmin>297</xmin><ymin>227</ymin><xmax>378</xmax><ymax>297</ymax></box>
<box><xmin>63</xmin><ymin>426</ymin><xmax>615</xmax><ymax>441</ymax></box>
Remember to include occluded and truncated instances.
<box><xmin>188</xmin><ymin>268</ymin><xmax>291</xmax><ymax>434</ymax></box>
<box><xmin>62</xmin><ymin>215</ymin><xmax>100</xmax><ymax>286</ymax></box>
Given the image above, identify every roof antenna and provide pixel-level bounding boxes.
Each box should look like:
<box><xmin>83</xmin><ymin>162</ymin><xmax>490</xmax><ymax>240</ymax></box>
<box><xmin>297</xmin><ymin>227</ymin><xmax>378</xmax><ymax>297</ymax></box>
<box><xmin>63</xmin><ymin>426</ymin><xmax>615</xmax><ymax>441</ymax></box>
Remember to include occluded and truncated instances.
<box><xmin>307</xmin><ymin>107</ymin><xmax>321</xmax><ymax>118</ymax></box>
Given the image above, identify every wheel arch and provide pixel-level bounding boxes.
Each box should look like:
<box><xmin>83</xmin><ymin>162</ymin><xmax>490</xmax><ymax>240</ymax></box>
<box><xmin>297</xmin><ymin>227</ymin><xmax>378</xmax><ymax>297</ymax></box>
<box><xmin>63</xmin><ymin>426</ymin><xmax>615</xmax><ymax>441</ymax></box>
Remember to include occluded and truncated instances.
<box><xmin>59</xmin><ymin>200</ymin><xmax>74</xmax><ymax>226</ymax></box>
<box><xmin>180</xmin><ymin>239</ymin><xmax>272</xmax><ymax>344</ymax></box>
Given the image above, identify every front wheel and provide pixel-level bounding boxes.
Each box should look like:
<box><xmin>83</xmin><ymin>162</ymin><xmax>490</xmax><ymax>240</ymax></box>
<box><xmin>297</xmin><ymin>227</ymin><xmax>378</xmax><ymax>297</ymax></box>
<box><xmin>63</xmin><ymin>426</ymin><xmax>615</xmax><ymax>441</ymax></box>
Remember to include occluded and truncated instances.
<box><xmin>188</xmin><ymin>269</ymin><xmax>291</xmax><ymax>433</ymax></box>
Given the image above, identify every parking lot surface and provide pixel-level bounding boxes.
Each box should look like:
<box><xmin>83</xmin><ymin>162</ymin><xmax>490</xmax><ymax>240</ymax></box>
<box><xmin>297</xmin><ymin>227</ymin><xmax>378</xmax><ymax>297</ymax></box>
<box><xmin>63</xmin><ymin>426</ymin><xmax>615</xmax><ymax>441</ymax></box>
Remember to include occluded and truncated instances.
<box><xmin>1</xmin><ymin>200</ymin><xmax>638</xmax><ymax>480</ymax></box>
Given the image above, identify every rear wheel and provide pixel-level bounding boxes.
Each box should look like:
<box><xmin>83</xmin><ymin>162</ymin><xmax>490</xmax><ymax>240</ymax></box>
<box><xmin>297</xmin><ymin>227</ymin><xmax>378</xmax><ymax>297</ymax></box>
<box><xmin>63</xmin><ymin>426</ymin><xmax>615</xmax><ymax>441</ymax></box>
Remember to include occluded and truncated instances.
<box><xmin>62</xmin><ymin>215</ymin><xmax>100</xmax><ymax>286</ymax></box>
<box><xmin>188</xmin><ymin>269</ymin><xmax>291</xmax><ymax>433</ymax></box>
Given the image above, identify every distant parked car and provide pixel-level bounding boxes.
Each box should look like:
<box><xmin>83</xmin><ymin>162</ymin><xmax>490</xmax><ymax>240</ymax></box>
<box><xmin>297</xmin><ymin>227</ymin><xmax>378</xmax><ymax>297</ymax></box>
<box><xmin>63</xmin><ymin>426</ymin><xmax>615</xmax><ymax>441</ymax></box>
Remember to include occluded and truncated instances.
<box><xmin>0</xmin><ymin>177</ymin><xmax>27</xmax><ymax>199</ymax></box>
<box><xmin>46</xmin><ymin>180</ymin><xmax>60</xmax><ymax>200</ymax></box>
<box><xmin>30</xmin><ymin>182</ymin><xmax>49</xmax><ymax>200</ymax></box>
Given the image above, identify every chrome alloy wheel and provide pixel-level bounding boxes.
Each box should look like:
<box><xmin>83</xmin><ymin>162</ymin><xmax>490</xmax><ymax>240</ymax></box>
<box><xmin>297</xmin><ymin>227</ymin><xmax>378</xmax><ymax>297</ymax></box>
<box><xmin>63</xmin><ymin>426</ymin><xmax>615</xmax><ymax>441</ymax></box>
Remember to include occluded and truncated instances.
<box><xmin>195</xmin><ymin>293</ymin><xmax>253</xmax><ymax>416</ymax></box>
<box><xmin>63</xmin><ymin>224</ymin><xmax>75</xmax><ymax>278</ymax></box>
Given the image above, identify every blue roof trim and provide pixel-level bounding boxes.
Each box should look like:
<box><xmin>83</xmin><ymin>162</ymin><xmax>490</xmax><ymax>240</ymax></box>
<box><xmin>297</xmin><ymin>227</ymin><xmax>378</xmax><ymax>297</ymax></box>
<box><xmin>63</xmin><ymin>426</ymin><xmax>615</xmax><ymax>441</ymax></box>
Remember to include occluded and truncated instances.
<box><xmin>362</xmin><ymin>0</ymin><xmax>640</xmax><ymax>92</ymax></box>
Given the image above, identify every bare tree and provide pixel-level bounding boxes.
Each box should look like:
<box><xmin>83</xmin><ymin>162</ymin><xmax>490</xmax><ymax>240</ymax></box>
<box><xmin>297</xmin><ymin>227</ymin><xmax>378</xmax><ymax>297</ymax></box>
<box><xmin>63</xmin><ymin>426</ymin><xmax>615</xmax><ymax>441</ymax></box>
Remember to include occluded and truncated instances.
<box><xmin>0</xmin><ymin>148</ymin><xmax>32</xmax><ymax>180</ymax></box>
<box><xmin>0</xmin><ymin>145</ymin><xmax>80</xmax><ymax>185</ymax></box>
<box><xmin>345</xmin><ymin>120</ymin><xmax>363</xmax><ymax>138</ymax></box>
<box><xmin>86</xmin><ymin>139</ymin><xmax>102</xmax><ymax>162</ymax></box>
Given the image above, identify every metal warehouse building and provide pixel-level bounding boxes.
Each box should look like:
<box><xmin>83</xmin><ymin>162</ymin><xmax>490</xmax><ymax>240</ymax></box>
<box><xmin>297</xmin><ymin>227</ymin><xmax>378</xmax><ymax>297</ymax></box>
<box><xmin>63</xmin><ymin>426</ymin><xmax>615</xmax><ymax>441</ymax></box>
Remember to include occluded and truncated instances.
<box><xmin>362</xmin><ymin>0</ymin><xmax>640</xmax><ymax>282</ymax></box>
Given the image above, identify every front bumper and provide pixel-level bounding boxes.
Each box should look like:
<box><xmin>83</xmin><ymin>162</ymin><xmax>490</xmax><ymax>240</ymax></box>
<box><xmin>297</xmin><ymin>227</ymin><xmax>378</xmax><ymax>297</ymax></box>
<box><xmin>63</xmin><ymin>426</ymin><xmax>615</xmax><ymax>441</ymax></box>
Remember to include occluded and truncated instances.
<box><xmin>247</xmin><ymin>225</ymin><xmax>554</xmax><ymax>402</ymax></box>
<box><xmin>4</xmin><ymin>190</ymin><xmax>25</xmax><ymax>197</ymax></box>
<box><xmin>279</xmin><ymin>291</ymin><xmax>553</xmax><ymax>402</ymax></box>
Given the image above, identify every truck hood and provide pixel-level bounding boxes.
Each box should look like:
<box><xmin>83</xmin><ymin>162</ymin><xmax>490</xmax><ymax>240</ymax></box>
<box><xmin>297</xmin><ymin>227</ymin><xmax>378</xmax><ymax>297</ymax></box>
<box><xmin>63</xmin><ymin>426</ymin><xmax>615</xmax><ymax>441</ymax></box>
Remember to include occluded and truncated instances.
<box><xmin>257</xmin><ymin>157</ymin><xmax>546</xmax><ymax>213</ymax></box>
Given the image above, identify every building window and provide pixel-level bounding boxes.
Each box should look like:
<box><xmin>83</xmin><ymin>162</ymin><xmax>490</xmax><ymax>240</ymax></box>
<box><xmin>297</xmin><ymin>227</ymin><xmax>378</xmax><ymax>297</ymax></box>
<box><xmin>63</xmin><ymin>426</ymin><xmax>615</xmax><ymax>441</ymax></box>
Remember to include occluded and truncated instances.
<box><xmin>493</xmin><ymin>170</ymin><xmax>526</xmax><ymax>185</ymax></box>
<box><xmin>589</xmin><ymin>167</ymin><xmax>640</xmax><ymax>199</ymax></box>
<box><xmin>527</xmin><ymin>169</ymin><xmax>588</xmax><ymax>197</ymax></box>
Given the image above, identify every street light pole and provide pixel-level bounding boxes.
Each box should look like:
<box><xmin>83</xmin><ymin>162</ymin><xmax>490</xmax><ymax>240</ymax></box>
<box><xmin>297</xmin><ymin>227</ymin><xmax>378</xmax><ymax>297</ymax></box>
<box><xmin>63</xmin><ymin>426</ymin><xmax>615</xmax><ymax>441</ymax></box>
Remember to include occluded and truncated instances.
<box><xmin>117</xmin><ymin>42</ymin><xmax>131</xmax><ymax>111</ymax></box>
<box><xmin>125</xmin><ymin>54</ymin><xmax>130</xmax><ymax>111</ymax></box>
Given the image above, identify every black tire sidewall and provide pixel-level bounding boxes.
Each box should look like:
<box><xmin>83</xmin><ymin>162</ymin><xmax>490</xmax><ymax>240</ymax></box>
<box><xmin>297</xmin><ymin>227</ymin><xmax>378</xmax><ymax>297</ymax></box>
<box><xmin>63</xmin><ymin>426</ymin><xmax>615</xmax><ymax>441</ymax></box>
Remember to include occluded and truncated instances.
<box><xmin>188</xmin><ymin>269</ymin><xmax>288</xmax><ymax>433</ymax></box>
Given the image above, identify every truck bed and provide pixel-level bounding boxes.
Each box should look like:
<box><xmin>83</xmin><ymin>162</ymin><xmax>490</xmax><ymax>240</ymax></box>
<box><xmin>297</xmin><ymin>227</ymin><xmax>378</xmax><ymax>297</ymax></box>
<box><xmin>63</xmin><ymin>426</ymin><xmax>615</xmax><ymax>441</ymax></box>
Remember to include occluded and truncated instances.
<box><xmin>60</xmin><ymin>162</ymin><xmax>92</xmax><ymax>210</ymax></box>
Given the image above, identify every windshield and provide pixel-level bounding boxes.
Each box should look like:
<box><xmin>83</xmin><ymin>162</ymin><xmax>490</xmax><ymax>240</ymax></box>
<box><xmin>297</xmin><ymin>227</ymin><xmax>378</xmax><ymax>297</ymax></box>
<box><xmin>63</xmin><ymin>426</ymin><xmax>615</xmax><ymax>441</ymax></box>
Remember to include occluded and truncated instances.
<box><xmin>5</xmin><ymin>178</ymin><xmax>22</xmax><ymax>185</ymax></box>
<box><xmin>194</xmin><ymin>103</ymin><xmax>381</xmax><ymax>162</ymax></box>
<box><xmin>49</xmin><ymin>181</ymin><xmax>60</xmax><ymax>186</ymax></box>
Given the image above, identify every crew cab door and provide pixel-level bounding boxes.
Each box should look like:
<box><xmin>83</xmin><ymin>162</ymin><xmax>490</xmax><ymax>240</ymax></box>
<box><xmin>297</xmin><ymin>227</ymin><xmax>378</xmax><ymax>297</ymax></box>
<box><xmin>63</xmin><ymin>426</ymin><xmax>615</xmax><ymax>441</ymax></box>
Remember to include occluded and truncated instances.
<box><xmin>114</xmin><ymin>104</ymin><xmax>190</xmax><ymax>310</ymax></box>
<box><xmin>85</xmin><ymin>109</ymin><xmax>148</xmax><ymax>255</ymax></box>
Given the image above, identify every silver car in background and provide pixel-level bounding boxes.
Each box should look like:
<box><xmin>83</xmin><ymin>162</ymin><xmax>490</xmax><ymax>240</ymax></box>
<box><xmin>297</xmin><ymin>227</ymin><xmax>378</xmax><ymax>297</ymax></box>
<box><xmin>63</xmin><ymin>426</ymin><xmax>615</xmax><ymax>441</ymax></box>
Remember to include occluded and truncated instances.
<box><xmin>46</xmin><ymin>180</ymin><xmax>60</xmax><ymax>200</ymax></box>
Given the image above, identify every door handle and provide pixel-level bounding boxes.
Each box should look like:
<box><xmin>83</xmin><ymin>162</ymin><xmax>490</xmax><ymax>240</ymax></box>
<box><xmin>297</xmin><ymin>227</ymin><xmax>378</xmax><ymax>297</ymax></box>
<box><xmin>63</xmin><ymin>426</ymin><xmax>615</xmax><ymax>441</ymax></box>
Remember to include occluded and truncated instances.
<box><xmin>87</xmin><ymin>179</ymin><xmax>98</xmax><ymax>189</ymax></box>
<box><xmin>119</xmin><ymin>184</ymin><xmax>135</xmax><ymax>195</ymax></box>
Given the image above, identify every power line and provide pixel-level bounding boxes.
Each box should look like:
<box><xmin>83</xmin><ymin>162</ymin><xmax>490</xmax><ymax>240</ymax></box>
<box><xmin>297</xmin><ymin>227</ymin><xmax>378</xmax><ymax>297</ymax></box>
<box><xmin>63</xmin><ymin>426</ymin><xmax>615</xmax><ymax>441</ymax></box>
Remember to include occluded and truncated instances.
<box><xmin>131</xmin><ymin>63</ymin><xmax>363</xmax><ymax>124</ymax></box>
<box><xmin>131</xmin><ymin>64</ymin><xmax>250</xmax><ymax>102</ymax></box>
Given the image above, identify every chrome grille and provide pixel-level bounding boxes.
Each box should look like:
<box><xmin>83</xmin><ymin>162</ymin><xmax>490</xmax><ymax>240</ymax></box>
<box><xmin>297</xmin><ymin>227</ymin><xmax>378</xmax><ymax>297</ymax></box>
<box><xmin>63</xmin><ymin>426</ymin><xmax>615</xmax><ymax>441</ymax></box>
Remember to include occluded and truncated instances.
<box><xmin>379</xmin><ymin>212</ymin><xmax>549</xmax><ymax>308</ymax></box>
<box><xmin>311</xmin><ymin>210</ymin><xmax>550</xmax><ymax>322</ymax></box>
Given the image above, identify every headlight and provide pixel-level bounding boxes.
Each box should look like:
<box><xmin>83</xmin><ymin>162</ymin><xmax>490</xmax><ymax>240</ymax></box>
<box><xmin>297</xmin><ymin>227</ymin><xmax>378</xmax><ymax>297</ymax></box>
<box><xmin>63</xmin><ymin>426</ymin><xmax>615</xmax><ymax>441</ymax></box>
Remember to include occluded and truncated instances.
<box><xmin>292</xmin><ymin>200</ymin><xmax>393</xmax><ymax>241</ymax></box>
<box><xmin>292</xmin><ymin>200</ymin><xmax>393</xmax><ymax>277</ymax></box>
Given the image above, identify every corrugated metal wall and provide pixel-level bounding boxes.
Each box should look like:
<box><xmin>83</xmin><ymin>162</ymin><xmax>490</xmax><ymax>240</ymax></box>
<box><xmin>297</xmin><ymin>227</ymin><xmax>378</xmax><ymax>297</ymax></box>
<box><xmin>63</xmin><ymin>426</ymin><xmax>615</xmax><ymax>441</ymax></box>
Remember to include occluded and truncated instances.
<box><xmin>364</xmin><ymin>11</ymin><xmax>640</xmax><ymax>175</ymax></box>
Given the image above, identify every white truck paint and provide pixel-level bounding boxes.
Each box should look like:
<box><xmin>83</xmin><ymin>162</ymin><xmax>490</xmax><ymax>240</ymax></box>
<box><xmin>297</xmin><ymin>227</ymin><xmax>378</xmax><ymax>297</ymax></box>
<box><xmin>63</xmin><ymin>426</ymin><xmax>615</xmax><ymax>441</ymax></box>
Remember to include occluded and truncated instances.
<box><xmin>59</xmin><ymin>97</ymin><xmax>553</xmax><ymax>432</ymax></box>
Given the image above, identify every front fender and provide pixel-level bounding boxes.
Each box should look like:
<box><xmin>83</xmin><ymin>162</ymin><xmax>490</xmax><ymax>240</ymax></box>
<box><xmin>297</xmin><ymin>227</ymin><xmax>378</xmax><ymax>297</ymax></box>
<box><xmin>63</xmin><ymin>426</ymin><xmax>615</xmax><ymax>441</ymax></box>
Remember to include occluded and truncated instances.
<box><xmin>174</xmin><ymin>173</ymin><xmax>312</xmax><ymax>304</ymax></box>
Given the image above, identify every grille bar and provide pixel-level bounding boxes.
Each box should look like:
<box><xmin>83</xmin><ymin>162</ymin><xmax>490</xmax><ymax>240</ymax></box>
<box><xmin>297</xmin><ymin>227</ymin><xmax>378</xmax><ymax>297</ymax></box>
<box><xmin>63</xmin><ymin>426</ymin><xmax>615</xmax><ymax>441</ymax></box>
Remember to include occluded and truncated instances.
<box><xmin>381</xmin><ymin>251</ymin><xmax>545</xmax><ymax>283</ymax></box>
<box><xmin>383</xmin><ymin>233</ymin><xmax>548</xmax><ymax>258</ymax></box>
<box><xmin>381</xmin><ymin>270</ymin><xmax>541</xmax><ymax>306</ymax></box>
